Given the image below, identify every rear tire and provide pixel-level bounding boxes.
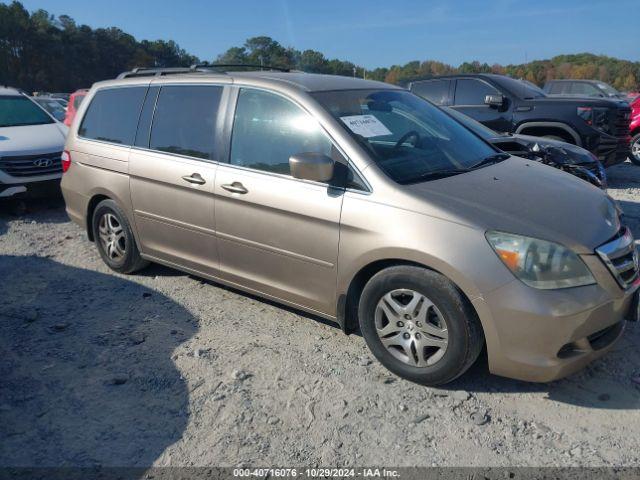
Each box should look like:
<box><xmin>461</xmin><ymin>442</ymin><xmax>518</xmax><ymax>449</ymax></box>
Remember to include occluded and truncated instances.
<box><xmin>630</xmin><ymin>133</ymin><xmax>640</xmax><ymax>166</ymax></box>
<box><xmin>358</xmin><ymin>265</ymin><xmax>484</xmax><ymax>386</ymax></box>
<box><xmin>92</xmin><ymin>199</ymin><xmax>148</xmax><ymax>274</ymax></box>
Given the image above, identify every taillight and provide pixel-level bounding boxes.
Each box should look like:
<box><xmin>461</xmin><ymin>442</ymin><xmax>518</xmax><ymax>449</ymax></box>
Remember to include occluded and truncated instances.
<box><xmin>61</xmin><ymin>150</ymin><xmax>71</xmax><ymax>173</ymax></box>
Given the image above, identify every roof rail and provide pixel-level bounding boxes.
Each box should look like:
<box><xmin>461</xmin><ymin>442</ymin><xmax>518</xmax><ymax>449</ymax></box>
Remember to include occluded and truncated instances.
<box><xmin>116</xmin><ymin>67</ymin><xmax>199</xmax><ymax>79</ymax></box>
<box><xmin>191</xmin><ymin>63</ymin><xmax>291</xmax><ymax>72</ymax></box>
<box><xmin>116</xmin><ymin>63</ymin><xmax>294</xmax><ymax>80</ymax></box>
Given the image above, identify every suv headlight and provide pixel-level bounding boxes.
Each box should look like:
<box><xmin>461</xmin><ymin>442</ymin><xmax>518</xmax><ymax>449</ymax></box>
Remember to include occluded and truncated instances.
<box><xmin>577</xmin><ymin>106</ymin><xmax>610</xmax><ymax>134</ymax></box>
<box><xmin>486</xmin><ymin>231</ymin><xmax>596</xmax><ymax>289</ymax></box>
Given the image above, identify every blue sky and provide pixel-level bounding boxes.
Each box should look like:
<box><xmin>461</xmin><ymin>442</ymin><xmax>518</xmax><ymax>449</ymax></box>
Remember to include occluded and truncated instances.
<box><xmin>18</xmin><ymin>0</ymin><xmax>639</xmax><ymax>68</ymax></box>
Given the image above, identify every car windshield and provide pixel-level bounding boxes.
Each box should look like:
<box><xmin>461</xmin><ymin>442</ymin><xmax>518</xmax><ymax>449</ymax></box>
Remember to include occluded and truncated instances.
<box><xmin>497</xmin><ymin>76</ymin><xmax>546</xmax><ymax>99</ymax></box>
<box><xmin>596</xmin><ymin>82</ymin><xmax>621</xmax><ymax>97</ymax></box>
<box><xmin>0</xmin><ymin>96</ymin><xmax>55</xmax><ymax>127</ymax></box>
<box><xmin>443</xmin><ymin>107</ymin><xmax>502</xmax><ymax>140</ymax></box>
<box><xmin>312</xmin><ymin>89</ymin><xmax>498</xmax><ymax>184</ymax></box>
<box><xmin>34</xmin><ymin>98</ymin><xmax>66</xmax><ymax>122</ymax></box>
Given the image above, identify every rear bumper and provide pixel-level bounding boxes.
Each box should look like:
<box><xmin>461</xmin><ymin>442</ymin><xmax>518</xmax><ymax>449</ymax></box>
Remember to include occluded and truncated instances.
<box><xmin>473</xmin><ymin>276</ymin><xmax>637</xmax><ymax>383</ymax></box>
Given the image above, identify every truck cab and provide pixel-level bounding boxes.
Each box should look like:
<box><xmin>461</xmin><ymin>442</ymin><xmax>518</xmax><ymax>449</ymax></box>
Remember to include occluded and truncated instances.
<box><xmin>409</xmin><ymin>74</ymin><xmax>631</xmax><ymax>167</ymax></box>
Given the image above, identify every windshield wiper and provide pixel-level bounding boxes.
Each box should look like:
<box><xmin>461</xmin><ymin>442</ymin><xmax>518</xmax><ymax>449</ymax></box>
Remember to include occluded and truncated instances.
<box><xmin>471</xmin><ymin>153</ymin><xmax>510</xmax><ymax>169</ymax></box>
<box><xmin>401</xmin><ymin>168</ymin><xmax>471</xmax><ymax>184</ymax></box>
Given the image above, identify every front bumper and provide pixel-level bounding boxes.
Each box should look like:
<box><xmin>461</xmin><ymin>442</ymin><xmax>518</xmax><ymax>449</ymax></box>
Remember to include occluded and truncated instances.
<box><xmin>0</xmin><ymin>178</ymin><xmax>61</xmax><ymax>198</ymax></box>
<box><xmin>472</xmin><ymin>264</ymin><xmax>637</xmax><ymax>383</ymax></box>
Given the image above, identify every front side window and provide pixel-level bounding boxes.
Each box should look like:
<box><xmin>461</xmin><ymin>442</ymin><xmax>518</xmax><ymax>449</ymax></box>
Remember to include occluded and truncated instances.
<box><xmin>79</xmin><ymin>87</ymin><xmax>147</xmax><ymax>145</ymax></box>
<box><xmin>0</xmin><ymin>96</ymin><xmax>54</xmax><ymax>127</ymax></box>
<box><xmin>312</xmin><ymin>89</ymin><xmax>498</xmax><ymax>185</ymax></box>
<box><xmin>411</xmin><ymin>80</ymin><xmax>450</xmax><ymax>105</ymax></box>
<box><xmin>150</xmin><ymin>85</ymin><xmax>222</xmax><ymax>160</ymax></box>
<box><xmin>230</xmin><ymin>88</ymin><xmax>332</xmax><ymax>175</ymax></box>
<box><xmin>454</xmin><ymin>79</ymin><xmax>499</xmax><ymax>105</ymax></box>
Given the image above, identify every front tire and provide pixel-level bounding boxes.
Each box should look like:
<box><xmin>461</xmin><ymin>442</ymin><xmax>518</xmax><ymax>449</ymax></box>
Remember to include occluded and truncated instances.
<box><xmin>630</xmin><ymin>133</ymin><xmax>640</xmax><ymax>166</ymax></box>
<box><xmin>358</xmin><ymin>266</ymin><xmax>484</xmax><ymax>386</ymax></box>
<box><xmin>92</xmin><ymin>199</ymin><xmax>148</xmax><ymax>274</ymax></box>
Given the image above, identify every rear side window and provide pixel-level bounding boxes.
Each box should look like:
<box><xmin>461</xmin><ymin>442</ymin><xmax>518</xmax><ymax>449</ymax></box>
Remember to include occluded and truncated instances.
<box><xmin>411</xmin><ymin>80</ymin><xmax>451</xmax><ymax>105</ymax></box>
<box><xmin>79</xmin><ymin>87</ymin><xmax>147</xmax><ymax>145</ymax></box>
<box><xmin>547</xmin><ymin>82</ymin><xmax>568</xmax><ymax>94</ymax></box>
<box><xmin>454</xmin><ymin>79</ymin><xmax>499</xmax><ymax>106</ymax></box>
<box><xmin>149</xmin><ymin>85</ymin><xmax>222</xmax><ymax>160</ymax></box>
<box><xmin>230</xmin><ymin>88</ymin><xmax>332</xmax><ymax>176</ymax></box>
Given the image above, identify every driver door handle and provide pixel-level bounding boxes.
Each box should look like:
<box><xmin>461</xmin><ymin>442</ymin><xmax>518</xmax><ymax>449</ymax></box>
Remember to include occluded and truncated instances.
<box><xmin>221</xmin><ymin>181</ymin><xmax>248</xmax><ymax>194</ymax></box>
<box><xmin>182</xmin><ymin>173</ymin><xmax>206</xmax><ymax>185</ymax></box>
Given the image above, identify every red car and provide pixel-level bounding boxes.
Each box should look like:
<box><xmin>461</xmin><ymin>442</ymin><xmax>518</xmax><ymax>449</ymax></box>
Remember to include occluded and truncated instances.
<box><xmin>630</xmin><ymin>96</ymin><xmax>640</xmax><ymax>165</ymax></box>
<box><xmin>63</xmin><ymin>89</ymin><xmax>89</xmax><ymax>126</ymax></box>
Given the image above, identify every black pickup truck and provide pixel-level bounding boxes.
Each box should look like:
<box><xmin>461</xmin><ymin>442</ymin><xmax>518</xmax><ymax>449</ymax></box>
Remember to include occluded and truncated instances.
<box><xmin>408</xmin><ymin>74</ymin><xmax>631</xmax><ymax>167</ymax></box>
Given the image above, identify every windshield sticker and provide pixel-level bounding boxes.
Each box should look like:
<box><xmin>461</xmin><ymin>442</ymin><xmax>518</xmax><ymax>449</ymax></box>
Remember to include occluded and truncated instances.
<box><xmin>340</xmin><ymin>115</ymin><xmax>392</xmax><ymax>138</ymax></box>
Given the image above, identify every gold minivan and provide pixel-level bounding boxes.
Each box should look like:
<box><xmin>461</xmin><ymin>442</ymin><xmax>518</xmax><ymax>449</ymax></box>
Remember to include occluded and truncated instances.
<box><xmin>61</xmin><ymin>67</ymin><xmax>639</xmax><ymax>385</ymax></box>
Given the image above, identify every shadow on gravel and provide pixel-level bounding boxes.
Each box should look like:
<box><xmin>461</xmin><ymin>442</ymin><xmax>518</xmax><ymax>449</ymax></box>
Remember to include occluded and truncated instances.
<box><xmin>0</xmin><ymin>255</ymin><xmax>198</xmax><ymax>467</ymax></box>
<box><xmin>0</xmin><ymin>195</ymin><xmax>68</xmax><ymax>227</ymax></box>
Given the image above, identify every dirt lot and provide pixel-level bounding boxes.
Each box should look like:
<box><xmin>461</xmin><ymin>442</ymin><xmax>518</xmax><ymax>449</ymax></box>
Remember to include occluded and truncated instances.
<box><xmin>1</xmin><ymin>163</ymin><xmax>640</xmax><ymax>468</ymax></box>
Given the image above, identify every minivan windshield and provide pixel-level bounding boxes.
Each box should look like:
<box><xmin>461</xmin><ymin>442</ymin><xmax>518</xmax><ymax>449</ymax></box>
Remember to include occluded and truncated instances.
<box><xmin>312</xmin><ymin>89</ymin><xmax>501</xmax><ymax>184</ymax></box>
<box><xmin>0</xmin><ymin>96</ymin><xmax>55</xmax><ymax>127</ymax></box>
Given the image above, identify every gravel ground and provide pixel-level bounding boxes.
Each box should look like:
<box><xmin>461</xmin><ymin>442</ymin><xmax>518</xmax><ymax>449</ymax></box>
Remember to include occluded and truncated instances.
<box><xmin>1</xmin><ymin>162</ymin><xmax>640</xmax><ymax>468</ymax></box>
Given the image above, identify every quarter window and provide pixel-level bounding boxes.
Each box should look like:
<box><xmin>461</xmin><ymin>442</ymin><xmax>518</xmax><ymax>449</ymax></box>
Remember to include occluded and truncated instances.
<box><xmin>230</xmin><ymin>88</ymin><xmax>332</xmax><ymax>176</ymax></box>
<box><xmin>454</xmin><ymin>79</ymin><xmax>499</xmax><ymax>106</ymax></box>
<box><xmin>79</xmin><ymin>87</ymin><xmax>146</xmax><ymax>145</ymax></box>
<box><xmin>150</xmin><ymin>85</ymin><xmax>222</xmax><ymax>160</ymax></box>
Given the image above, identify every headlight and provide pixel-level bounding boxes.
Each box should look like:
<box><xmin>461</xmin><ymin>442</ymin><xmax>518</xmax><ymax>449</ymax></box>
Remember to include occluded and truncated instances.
<box><xmin>486</xmin><ymin>231</ymin><xmax>596</xmax><ymax>289</ymax></box>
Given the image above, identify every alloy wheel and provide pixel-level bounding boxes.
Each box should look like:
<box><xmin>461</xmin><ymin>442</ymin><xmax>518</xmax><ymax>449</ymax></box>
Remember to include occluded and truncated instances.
<box><xmin>374</xmin><ymin>289</ymin><xmax>449</xmax><ymax>367</ymax></box>
<box><xmin>632</xmin><ymin>137</ymin><xmax>640</xmax><ymax>162</ymax></box>
<box><xmin>98</xmin><ymin>213</ymin><xmax>126</xmax><ymax>261</ymax></box>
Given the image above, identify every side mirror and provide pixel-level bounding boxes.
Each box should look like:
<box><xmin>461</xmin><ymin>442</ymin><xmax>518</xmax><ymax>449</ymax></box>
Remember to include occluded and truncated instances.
<box><xmin>289</xmin><ymin>152</ymin><xmax>334</xmax><ymax>182</ymax></box>
<box><xmin>484</xmin><ymin>94</ymin><xmax>504</xmax><ymax>107</ymax></box>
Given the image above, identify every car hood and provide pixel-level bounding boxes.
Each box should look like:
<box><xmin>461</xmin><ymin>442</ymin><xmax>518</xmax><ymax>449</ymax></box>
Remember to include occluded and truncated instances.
<box><xmin>404</xmin><ymin>156</ymin><xmax>618</xmax><ymax>254</ymax></box>
<box><xmin>532</xmin><ymin>96</ymin><xmax>628</xmax><ymax>108</ymax></box>
<box><xmin>0</xmin><ymin>123</ymin><xmax>67</xmax><ymax>156</ymax></box>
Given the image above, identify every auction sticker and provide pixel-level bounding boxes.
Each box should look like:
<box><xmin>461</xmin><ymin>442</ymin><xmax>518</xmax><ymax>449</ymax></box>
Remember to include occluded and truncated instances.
<box><xmin>340</xmin><ymin>114</ymin><xmax>392</xmax><ymax>138</ymax></box>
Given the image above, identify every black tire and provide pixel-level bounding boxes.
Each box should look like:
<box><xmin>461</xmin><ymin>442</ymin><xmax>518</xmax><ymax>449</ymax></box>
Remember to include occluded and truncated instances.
<box><xmin>92</xmin><ymin>199</ymin><xmax>148</xmax><ymax>274</ymax></box>
<box><xmin>358</xmin><ymin>265</ymin><xmax>484</xmax><ymax>386</ymax></box>
<box><xmin>630</xmin><ymin>133</ymin><xmax>640</xmax><ymax>166</ymax></box>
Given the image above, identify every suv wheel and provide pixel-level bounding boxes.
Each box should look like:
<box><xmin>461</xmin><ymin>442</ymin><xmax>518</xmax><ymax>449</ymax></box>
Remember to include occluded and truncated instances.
<box><xmin>630</xmin><ymin>133</ymin><xmax>640</xmax><ymax>166</ymax></box>
<box><xmin>358</xmin><ymin>266</ymin><xmax>484</xmax><ymax>385</ymax></box>
<box><xmin>92</xmin><ymin>199</ymin><xmax>148</xmax><ymax>274</ymax></box>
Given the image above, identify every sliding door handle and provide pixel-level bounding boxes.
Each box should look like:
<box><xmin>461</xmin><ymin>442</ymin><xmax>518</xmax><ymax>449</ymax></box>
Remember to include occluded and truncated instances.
<box><xmin>182</xmin><ymin>173</ymin><xmax>206</xmax><ymax>185</ymax></box>
<box><xmin>221</xmin><ymin>182</ymin><xmax>248</xmax><ymax>194</ymax></box>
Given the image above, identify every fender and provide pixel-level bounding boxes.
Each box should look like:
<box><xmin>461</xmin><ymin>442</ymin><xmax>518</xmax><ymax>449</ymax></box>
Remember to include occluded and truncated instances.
<box><xmin>515</xmin><ymin>121</ymin><xmax>582</xmax><ymax>146</ymax></box>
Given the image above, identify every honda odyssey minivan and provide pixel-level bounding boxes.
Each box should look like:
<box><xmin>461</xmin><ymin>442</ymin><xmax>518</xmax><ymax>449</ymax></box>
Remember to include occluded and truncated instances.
<box><xmin>61</xmin><ymin>67</ymin><xmax>639</xmax><ymax>385</ymax></box>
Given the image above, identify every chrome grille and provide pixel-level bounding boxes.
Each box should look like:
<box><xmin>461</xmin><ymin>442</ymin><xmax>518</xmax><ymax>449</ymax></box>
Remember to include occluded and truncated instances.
<box><xmin>0</xmin><ymin>151</ymin><xmax>62</xmax><ymax>177</ymax></box>
<box><xmin>596</xmin><ymin>226</ymin><xmax>639</xmax><ymax>289</ymax></box>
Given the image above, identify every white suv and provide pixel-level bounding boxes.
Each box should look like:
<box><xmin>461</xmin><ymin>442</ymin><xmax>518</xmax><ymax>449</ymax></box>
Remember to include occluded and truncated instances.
<box><xmin>0</xmin><ymin>87</ymin><xmax>68</xmax><ymax>198</ymax></box>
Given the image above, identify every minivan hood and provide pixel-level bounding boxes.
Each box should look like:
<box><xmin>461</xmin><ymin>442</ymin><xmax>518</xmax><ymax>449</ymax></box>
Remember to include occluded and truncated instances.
<box><xmin>0</xmin><ymin>123</ymin><xmax>67</xmax><ymax>156</ymax></box>
<box><xmin>404</xmin><ymin>156</ymin><xmax>618</xmax><ymax>253</ymax></box>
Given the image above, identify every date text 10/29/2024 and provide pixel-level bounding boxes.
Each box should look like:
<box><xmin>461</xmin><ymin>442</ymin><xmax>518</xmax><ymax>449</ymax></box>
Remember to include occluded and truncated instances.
<box><xmin>233</xmin><ymin>468</ymin><xmax>400</xmax><ymax>478</ymax></box>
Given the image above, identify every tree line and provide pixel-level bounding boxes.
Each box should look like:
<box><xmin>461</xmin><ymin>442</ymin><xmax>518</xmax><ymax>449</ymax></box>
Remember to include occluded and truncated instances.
<box><xmin>1</xmin><ymin>1</ymin><xmax>638</xmax><ymax>94</ymax></box>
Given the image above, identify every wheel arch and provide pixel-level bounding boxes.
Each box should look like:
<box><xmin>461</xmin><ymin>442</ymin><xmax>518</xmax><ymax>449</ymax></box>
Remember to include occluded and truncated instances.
<box><xmin>515</xmin><ymin>121</ymin><xmax>582</xmax><ymax>146</ymax></box>
<box><xmin>337</xmin><ymin>257</ymin><xmax>483</xmax><ymax>337</ymax></box>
